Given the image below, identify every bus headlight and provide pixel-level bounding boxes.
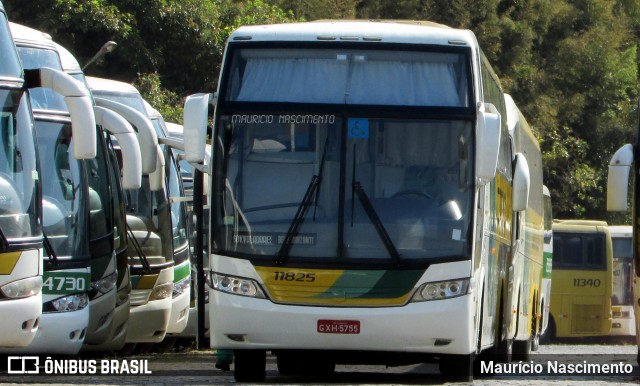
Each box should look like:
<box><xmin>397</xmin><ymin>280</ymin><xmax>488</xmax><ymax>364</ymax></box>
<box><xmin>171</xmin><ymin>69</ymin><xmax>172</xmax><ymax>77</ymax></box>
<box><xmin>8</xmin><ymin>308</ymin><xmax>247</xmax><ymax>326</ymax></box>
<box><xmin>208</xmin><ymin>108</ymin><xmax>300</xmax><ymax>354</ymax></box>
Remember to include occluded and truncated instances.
<box><xmin>172</xmin><ymin>277</ymin><xmax>191</xmax><ymax>298</ymax></box>
<box><xmin>1</xmin><ymin>276</ymin><xmax>42</xmax><ymax>298</ymax></box>
<box><xmin>150</xmin><ymin>282</ymin><xmax>174</xmax><ymax>301</ymax></box>
<box><xmin>210</xmin><ymin>272</ymin><xmax>266</xmax><ymax>299</ymax></box>
<box><xmin>91</xmin><ymin>271</ymin><xmax>118</xmax><ymax>298</ymax></box>
<box><xmin>47</xmin><ymin>293</ymin><xmax>89</xmax><ymax>312</ymax></box>
<box><xmin>411</xmin><ymin>279</ymin><xmax>470</xmax><ymax>302</ymax></box>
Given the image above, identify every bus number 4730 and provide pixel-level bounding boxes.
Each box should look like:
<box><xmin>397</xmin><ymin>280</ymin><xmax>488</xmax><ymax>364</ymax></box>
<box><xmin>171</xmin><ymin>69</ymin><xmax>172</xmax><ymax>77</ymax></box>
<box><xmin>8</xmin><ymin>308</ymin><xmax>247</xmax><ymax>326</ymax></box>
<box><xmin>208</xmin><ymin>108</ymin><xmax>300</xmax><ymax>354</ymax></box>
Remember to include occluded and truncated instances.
<box><xmin>42</xmin><ymin>276</ymin><xmax>87</xmax><ymax>293</ymax></box>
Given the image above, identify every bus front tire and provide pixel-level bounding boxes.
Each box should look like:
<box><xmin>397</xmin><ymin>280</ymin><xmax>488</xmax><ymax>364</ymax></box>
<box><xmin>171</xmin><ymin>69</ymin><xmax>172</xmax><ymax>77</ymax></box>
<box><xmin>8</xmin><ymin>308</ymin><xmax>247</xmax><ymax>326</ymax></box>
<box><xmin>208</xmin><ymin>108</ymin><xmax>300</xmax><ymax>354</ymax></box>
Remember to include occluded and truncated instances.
<box><xmin>439</xmin><ymin>354</ymin><xmax>474</xmax><ymax>381</ymax></box>
<box><xmin>540</xmin><ymin>316</ymin><xmax>556</xmax><ymax>344</ymax></box>
<box><xmin>513</xmin><ymin>337</ymin><xmax>532</xmax><ymax>361</ymax></box>
<box><xmin>234</xmin><ymin>349</ymin><xmax>266</xmax><ymax>382</ymax></box>
<box><xmin>276</xmin><ymin>350</ymin><xmax>335</xmax><ymax>376</ymax></box>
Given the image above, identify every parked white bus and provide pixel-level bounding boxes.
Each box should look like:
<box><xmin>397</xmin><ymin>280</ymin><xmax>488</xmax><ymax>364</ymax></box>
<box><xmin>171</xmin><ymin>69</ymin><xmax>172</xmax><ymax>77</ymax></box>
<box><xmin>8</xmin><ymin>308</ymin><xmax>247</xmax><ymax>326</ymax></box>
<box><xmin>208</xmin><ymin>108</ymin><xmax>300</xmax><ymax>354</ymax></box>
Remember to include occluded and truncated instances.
<box><xmin>87</xmin><ymin>76</ymin><xmax>175</xmax><ymax>345</ymax></box>
<box><xmin>607</xmin><ymin>131</ymin><xmax>640</xmax><ymax>364</ymax></box>
<box><xmin>540</xmin><ymin>185</ymin><xmax>553</xmax><ymax>341</ymax></box>
<box><xmin>5</xmin><ymin>22</ymin><xmax>96</xmax><ymax>354</ymax></box>
<box><xmin>182</xmin><ymin>20</ymin><xmax>543</xmax><ymax>381</ymax></box>
<box><xmin>0</xmin><ymin>2</ymin><xmax>43</xmax><ymax>348</ymax></box>
<box><xmin>144</xmin><ymin>101</ymin><xmax>191</xmax><ymax>340</ymax></box>
<box><xmin>54</xmin><ymin>42</ymin><xmax>141</xmax><ymax>352</ymax></box>
<box><xmin>607</xmin><ymin>139</ymin><xmax>640</xmax><ymax>364</ymax></box>
<box><xmin>608</xmin><ymin>225</ymin><xmax>635</xmax><ymax>337</ymax></box>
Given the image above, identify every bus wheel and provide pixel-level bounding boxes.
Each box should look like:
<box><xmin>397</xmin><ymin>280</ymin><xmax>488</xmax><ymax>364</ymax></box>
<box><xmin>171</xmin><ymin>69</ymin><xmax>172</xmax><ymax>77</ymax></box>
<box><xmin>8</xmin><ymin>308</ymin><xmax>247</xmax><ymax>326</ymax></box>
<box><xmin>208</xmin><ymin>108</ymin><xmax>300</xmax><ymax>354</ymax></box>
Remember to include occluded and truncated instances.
<box><xmin>155</xmin><ymin>336</ymin><xmax>178</xmax><ymax>353</ymax></box>
<box><xmin>439</xmin><ymin>354</ymin><xmax>474</xmax><ymax>382</ymax></box>
<box><xmin>119</xmin><ymin>343</ymin><xmax>137</xmax><ymax>356</ymax></box>
<box><xmin>540</xmin><ymin>315</ymin><xmax>555</xmax><ymax>344</ymax></box>
<box><xmin>277</xmin><ymin>350</ymin><xmax>335</xmax><ymax>376</ymax></box>
<box><xmin>513</xmin><ymin>337</ymin><xmax>531</xmax><ymax>361</ymax></box>
<box><xmin>531</xmin><ymin>332</ymin><xmax>540</xmax><ymax>352</ymax></box>
<box><xmin>234</xmin><ymin>349</ymin><xmax>266</xmax><ymax>382</ymax></box>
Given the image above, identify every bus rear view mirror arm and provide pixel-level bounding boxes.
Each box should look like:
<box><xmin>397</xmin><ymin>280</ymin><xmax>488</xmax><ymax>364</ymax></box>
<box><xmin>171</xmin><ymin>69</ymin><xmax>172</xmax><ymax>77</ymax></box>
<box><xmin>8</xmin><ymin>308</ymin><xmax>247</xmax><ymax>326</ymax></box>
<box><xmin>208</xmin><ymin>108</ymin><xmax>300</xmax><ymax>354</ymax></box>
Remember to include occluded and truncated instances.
<box><xmin>607</xmin><ymin>143</ymin><xmax>633</xmax><ymax>212</ymax></box>
<box><xmin>512</xmin><ymin>153</ymin><xmax>530</xmax><ymax>212</ymax></box>
<box><xmin>475</xmin><ymin>102</ymin><xmax>501</xmax><ymax>184</ymax></box>
<box><xmin>183</xmin><ymin>93</ymin><xmax>212</xmax><ymax>164</ymax></box>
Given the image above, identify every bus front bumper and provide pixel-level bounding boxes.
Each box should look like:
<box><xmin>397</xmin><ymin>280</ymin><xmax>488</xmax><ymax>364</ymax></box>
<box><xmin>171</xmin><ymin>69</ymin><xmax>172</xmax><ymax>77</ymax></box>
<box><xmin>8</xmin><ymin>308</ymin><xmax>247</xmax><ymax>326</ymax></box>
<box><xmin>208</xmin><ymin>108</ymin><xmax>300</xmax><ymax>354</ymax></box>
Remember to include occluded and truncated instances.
<box><xmin>125</xmin><ymin>296</ymin><xmax>171</xmax><ymax>343</ymax></box>
<box><xmin>0</xmin><ymin>294</ymin><xmax>41</xmax><ymax>348</ymax></box>
<box><xmin>4</xmin><ymin>306</ymin><xmax>88</xmax><ymax>354</ymax></box>
<box><xmin>210</xmin><ymin>292</ymin><xmax>475</xmax><ymax>355</ymax></box>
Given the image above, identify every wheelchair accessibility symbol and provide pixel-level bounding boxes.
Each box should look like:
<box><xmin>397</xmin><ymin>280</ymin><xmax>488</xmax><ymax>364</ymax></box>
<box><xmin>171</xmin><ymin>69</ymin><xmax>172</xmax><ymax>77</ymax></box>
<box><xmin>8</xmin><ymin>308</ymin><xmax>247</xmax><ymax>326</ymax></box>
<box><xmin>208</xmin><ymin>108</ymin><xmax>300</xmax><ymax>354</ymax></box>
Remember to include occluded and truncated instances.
<box><xmin>348</xmin><ymin>118</ymin><xmax>369</xmax><ymax>139</ymax></box>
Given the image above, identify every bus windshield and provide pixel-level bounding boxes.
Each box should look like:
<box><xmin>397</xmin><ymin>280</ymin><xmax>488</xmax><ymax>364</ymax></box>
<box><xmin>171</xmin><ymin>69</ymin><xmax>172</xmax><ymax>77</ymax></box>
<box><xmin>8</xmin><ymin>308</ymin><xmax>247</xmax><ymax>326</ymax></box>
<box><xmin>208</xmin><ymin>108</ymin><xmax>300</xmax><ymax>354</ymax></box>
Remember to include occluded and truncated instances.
<box><xmin>87</xmin><ymin>127</ymin><xmax>114</xmax><ymax>250</ymax></box>
<box><xmin>213</xmin><ymin>114</ymin><xmax>474</xmax><ymax>265</ymax></box>
<box><xmin>224</xmin><ymin>47</ymin><xmax>470</xmax><ymax>107</ymax></box>
<box><xmin>0</xmin><ymin>13</ymin><xmax>22</xmax><ymax>78</ymax></box>
<box><xmin>149</xmin><ymin>116</ymin><xmax>190</xmax><ymax>256</ymax></box>
<box><xmin>91</xmin><ymin>90</ymin><xmax>146</xmax><ymax>115</ymax></box>
<box><xmin>36</xmin><ymin>119</ymin><xmax>89</xmax><ymax>260</ymax></box>
<box><xmin>16</xmin><ymin>46</ymin><xmax>67</xmax><ymax>112</ymax></box>
<box><xmin>125</xmin><ymin>177</ymin><xmax>173</xmax><ymax>265</ymax></box>
<box><xmin>0</xmin><ymin>89</ymin><xmax>40</xmax><ymax>240</ymax></box>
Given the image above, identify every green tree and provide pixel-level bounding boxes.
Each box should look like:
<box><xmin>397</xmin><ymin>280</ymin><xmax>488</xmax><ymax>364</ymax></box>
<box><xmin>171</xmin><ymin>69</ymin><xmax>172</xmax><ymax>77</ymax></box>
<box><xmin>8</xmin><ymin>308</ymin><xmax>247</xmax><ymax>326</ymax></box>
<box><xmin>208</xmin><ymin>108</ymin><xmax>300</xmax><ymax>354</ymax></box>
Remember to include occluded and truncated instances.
<box><xmin>6</xmin><ymin>0</ymin><xmax>640</xmax><ymax>219</ymax></box>
<box><xmin>5</xmin><ymin>0</ymin><xmax>299</xmax><ymax>121</ymax></box>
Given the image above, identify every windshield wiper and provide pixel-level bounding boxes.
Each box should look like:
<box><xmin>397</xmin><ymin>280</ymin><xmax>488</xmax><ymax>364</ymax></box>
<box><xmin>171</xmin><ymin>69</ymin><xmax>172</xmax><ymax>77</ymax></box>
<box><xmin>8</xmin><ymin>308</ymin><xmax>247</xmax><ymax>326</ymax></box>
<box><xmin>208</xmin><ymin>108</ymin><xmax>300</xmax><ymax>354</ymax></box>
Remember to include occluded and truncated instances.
<box><xmin>276</xmin><ymin>139</ymin><xmax>328</xmax><ymax>265</ymax></box>
<box><xmin>351</xmin><ymin>144</ymin><xmax>402</xmax><ymax>268</ymax></box>
<box><xmin>42</xmin><ymin>231</ymin><xmax>59</xmax><ymax>267</ymax></box>
<box><xmin>126</xmin><ymin>222</ymin><xmax>152</xmax><ymax>273</ymax></box>
<box><xmin>0</xmin><ymin>226</ymin><xmax>9</xmax><ymax>251</ymax></box>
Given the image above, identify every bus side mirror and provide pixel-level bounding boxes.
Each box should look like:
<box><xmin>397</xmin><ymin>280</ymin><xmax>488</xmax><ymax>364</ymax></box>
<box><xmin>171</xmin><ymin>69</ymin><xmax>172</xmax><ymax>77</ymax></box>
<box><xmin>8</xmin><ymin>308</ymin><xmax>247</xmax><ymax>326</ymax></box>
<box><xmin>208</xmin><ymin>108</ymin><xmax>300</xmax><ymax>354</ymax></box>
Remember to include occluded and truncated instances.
<box><xmin>94</xmin><ymin>97</ymin><xmax>159</xmax><ymax>175</ymax></box>
<box><xmin>94</xmin><ymin>106</ymin><xmax>142</xmax><ymax>189</ymax></box>
<box><xmin>476</xmin><ymin>102</ymin><xmax>501</xmax><ymax>184</ymax></box>
<box><xmin>607</xmin><ymin>143</ymin><xmax>633</xmax><ymax>212</ymax></box>
<box><xmin>28</xmin><ymin>68</ymin><xmax>97</xmax><ymax>159</ymax></box>
<box><xmin>149</xmin><ymin>146</ymin><xmax>166</xmax><ymax>192</ymax></box>
<box><xmin>183</xmin><ymin>93</ymin><xmax>211</xmax><ymax>164</ymax></box>
<box><xmin>512</xmin><ymin>153</ymin><xmax>530</xmax><ymax>212</ymax></box>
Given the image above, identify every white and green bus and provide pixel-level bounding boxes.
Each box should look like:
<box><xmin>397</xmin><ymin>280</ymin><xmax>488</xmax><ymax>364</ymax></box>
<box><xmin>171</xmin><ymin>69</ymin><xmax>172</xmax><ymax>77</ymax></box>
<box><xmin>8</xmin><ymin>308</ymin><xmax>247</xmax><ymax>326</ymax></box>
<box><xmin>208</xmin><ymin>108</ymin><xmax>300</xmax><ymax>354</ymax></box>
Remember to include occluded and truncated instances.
<box><xmin>607</xmin><ymin>127</ymin><xmax>640</xmax><ymax>363</ymax></box>
<box><xmin>5</xmin><ymin>22</ymin><xmax>97</xmax><ymax>353</ymax></box>
<box><xmin>87</xmin><ymin>76</ymin><xmax>192</xmax><ymax>346</ymax></box>
<box><xmin>608</xmin><ymin>225</ymin><xmax>635</xmax><ymax>337</ymax></box>
<box><xmin>183</xmin><ymin>20</ymin><xmax>543</xmax><ymax>381</ymax></box>
<box><xmin>540</xmin><ymin>186</ymin><xmax>553</xmax><ymax>342</ymax></box>
<box><xmin>0</xmin><ymin>2</ymin><xmax>43</xmax><ymax>348</ymax></box>
<box><xmin>54</xmin><ymin>42</ymin><xmax>142</xmax><ymax>352</ymax></box>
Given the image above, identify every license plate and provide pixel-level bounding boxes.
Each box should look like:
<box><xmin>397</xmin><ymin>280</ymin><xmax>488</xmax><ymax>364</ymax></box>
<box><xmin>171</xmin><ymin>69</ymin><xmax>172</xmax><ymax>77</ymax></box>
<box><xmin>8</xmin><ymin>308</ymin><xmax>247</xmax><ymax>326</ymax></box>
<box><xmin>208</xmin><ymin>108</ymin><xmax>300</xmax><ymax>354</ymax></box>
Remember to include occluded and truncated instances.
<box><xmin>317</xmin><ymin>319</ymin><xmax>360</xmax><ymax>334</ymax></box>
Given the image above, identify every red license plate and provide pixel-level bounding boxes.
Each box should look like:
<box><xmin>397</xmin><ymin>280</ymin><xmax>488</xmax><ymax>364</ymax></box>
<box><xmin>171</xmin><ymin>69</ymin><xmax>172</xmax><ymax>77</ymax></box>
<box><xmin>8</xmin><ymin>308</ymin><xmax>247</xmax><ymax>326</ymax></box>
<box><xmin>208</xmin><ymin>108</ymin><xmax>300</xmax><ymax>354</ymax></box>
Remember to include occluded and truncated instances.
<box><xmin>317</xmin><ymin>319</ymin><xmax>360</xmax><ymax>334</ymax></box>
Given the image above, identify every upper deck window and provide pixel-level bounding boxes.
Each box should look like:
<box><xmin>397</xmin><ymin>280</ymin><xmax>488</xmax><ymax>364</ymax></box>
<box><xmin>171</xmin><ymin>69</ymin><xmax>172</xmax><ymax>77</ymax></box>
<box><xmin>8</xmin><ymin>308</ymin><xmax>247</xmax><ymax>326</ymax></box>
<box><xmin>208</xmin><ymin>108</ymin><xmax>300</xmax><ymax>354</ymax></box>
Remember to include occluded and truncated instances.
<box><xmin>225</xmin><ymin>47</ymin><xmax>470</xmax><ymax>107</ymax></box>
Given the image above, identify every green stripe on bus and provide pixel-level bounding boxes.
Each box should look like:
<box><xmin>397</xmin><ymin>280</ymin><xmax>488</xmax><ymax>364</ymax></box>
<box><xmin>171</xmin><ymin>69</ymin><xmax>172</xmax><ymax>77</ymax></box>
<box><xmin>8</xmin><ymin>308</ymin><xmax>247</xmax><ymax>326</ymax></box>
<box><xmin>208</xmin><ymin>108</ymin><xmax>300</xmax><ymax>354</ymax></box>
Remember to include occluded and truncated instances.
<box><xmin>174</xmin><ymin>261</ymin><xmax>191</xmax><ymax>282</ymax></box>
<box><xmin>315</xmin><ymin>269</ymin><xmax>424</xmax><ymax>299</ymax></box>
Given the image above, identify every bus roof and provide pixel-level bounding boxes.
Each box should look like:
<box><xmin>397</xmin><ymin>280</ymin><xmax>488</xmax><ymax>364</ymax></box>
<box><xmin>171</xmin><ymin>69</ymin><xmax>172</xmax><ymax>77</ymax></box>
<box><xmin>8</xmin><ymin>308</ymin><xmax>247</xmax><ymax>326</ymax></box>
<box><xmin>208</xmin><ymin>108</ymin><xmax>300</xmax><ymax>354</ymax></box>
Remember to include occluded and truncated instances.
<box><xmin>229</xmin><ymin>20</ymin><xmax>477</xmax><ymax>47</ymax></box>
<box><xmin>143</xmin><ymin>99</ymin><xmax>161</xmax><ymax>119</ymax></box>
<box><xmin>504</xmin><ymin>93</ymin><xmax>540</xmax><ymax>153</ymax></box>
<box><xmin>9</xmin><ymin>22</ymin><xmax>54</xmax><ymax>50</ymax></box>
<box><xmin>553</xmin><ymin>219</ymin><xmax>609</xmax><ymax>232</ymax></box>
<box><xmin>86</xmin><ymin>76</ymin><xmax>139</xmax><ymax>95</ymax></box>
<box><xmin>608</xmin><ymin>225</ymin><xmax>632</xmax><ymax>237</ymax></box>
<box><xmin>54</xmin><ymin>42</ymin><xmax>81</xmax><ymax>73</ymax></box>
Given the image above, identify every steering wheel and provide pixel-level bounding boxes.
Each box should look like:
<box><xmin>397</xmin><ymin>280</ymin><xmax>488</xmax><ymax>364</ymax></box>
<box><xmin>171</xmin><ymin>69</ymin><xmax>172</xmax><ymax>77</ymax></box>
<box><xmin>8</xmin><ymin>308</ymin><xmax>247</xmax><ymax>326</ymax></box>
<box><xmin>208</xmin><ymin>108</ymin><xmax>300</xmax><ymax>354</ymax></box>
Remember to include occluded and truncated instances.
<box><xmin>391</xmin><ymin>190</ymin><xmax>433</xmax><ymax>199</ymax></box>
